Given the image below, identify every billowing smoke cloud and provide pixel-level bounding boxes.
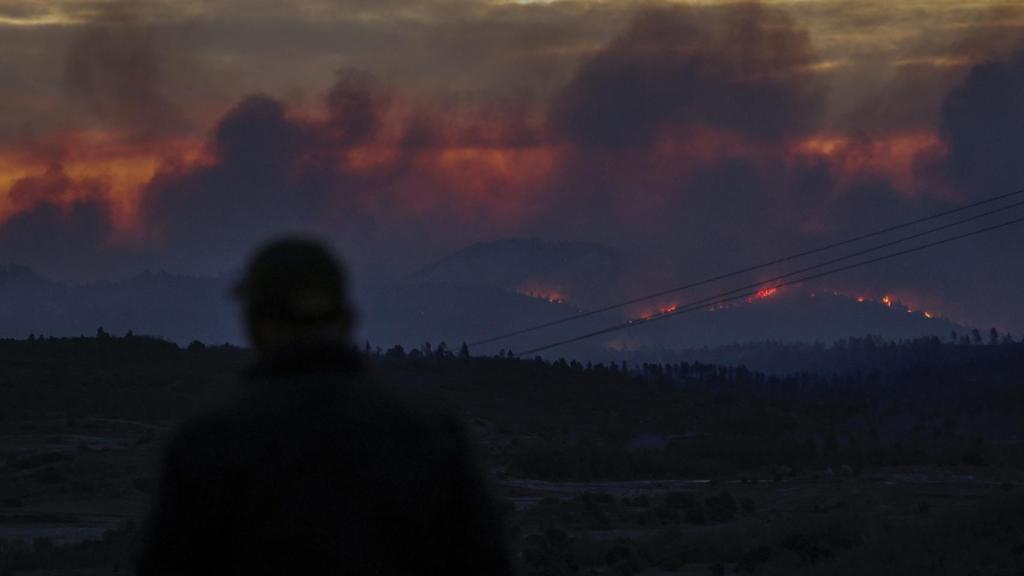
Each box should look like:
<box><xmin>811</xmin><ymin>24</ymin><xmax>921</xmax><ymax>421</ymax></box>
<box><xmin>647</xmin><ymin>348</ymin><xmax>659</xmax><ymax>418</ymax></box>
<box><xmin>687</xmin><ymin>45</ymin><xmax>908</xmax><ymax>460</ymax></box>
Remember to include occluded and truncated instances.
<box><xmin>538</xmin><ymin>3</ymin><xmax>831</xmax><ymax>278</ymax></box>
<box><xmin>892</xmin><ymin>48</ymin><xmax>1024</xmax><ymax>330</ymax></box>
<box><xmin>136</xmin><ymin>67</ymin><xmax>516</xmax><ymax>277</ymax></box>
<box><xmin>64</xmin><ymin>22</ymin><xmax>178</xmax><ymax>136</ymax></box>
<box><xmin>323</xmin><ymin>69</ymin><xmax>391</xmax><ymax>148</ymax></box>
<box><xmin>553</xmin><ymin>3</ymin><xmax>825</xmax><ymax>149</ymax></box>
<box><xmin>57</xmin><ymin>2</ymin><xmax>209</xmax><ymax>139</ymax></box>
<box><xmin>6</xmin><ymin>162</ymin><xmax>103</xmax><ymax>212</ymax></box>
<box><xmin>2</xmin><ymin>1</ymin><xmax>1024</xmax><ymax>332</ymax></box>
<box><xmin>939</xmin><ymin>49</ymin><xmax>1024</xmax><ymax>195</ymax></box>
<box><xmin>0</xmin><ymin>186</ymin><xmax>115</xmax><ymax>281</ymax></box>
<box><xmin>141</xmin><ymin>89</ymin><xmax>368</xmax><ymax>274</ymax></box>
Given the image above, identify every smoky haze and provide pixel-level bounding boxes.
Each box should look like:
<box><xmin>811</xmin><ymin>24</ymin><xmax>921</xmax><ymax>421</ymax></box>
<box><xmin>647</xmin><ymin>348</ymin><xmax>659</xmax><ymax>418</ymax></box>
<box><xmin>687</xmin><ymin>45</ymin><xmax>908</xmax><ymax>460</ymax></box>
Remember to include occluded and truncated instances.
<box><xmin>0</xmin><ymin>1</ymin><xmax>1023</xmax><ymax>340</ymax></box>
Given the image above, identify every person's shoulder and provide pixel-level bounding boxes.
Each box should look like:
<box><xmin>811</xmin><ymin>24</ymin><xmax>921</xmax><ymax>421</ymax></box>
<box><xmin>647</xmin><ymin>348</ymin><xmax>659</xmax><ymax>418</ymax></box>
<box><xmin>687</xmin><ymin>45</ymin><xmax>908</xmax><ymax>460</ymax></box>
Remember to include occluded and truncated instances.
<box><xmin>348</xmin><ymin>377</ymin><xmax>469</xmax><ymax>447</ymax></box>
<box><xmin>160</xmin><ymin>399</ymin><xmax>265</xmax><ymax>468</ymax></box>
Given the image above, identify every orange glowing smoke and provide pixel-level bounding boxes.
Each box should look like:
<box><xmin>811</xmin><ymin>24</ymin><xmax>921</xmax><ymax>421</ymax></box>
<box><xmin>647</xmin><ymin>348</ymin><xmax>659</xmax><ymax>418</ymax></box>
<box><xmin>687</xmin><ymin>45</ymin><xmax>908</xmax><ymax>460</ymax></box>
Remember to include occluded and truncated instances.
<box><xmin>414</xmin><ymin>144</ymin><xmax>561</xmax><ymax>222</ymax></box>
<box><xmin>792</xmin><ymin>131</ymin><xmax>945</xmax><ymax>196</ymax></box>
<box><xmin>0</xmin><ymin>131</ymin><xmax>205</xmax><ymax>232</ymax></box>
<box><xmin>0</xmin><ymin>104</ymin><xmax>953</xmax><ymax>253</ymax></box>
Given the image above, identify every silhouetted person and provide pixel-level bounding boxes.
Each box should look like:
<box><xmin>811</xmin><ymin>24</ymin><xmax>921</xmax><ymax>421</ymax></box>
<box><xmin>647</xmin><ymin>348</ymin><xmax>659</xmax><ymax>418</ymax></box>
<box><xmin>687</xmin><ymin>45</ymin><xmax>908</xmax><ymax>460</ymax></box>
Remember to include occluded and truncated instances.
<box><xmin>138</xmin><ymin>238</ymin><xmax>510</xmax><ymax>575</ymax></box>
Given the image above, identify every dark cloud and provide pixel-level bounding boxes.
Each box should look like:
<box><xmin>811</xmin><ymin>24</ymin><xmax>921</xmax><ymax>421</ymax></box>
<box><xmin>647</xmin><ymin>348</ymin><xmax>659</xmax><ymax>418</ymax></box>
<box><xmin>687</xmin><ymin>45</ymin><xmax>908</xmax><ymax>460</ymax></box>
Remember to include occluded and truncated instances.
<box><xmin>141</xmin><ymin>95</ymin><xmax>333</xmax><ymax>274</ymax></box>
<box><xmin>0</xmin><ymin>194</ymin><xmax>114</xmax><ymax>281</ymax></box>
<box><xmin>210</xmin><ymin>95</ymin><xmax>297</xmax><ymax>173</ymax></box>
<box><xmin>536</xmin><ymin>4</ymin><xmax>831</xmax><ymax>264</ymax></box>
<box><xmin>0</xmin><ymin>3</ymin><xmax>49</xmax><ymax>19</ymax></box>
<box><xmin>939</xmin><ymin>49</ymin><xmax>1024</xmax><ymax>195</ymax></box>
<box><xmin>43</xmin><ymin>60</ymin><xmax>522</xmax><ymax>280</ymax></box>
<box><xmin>6</xmin><ymin>161</ymin><xmax>98</xmax><ymax>210</ymax></box>
<box><xmin>552</xmin><ymin>3</ymin><xmax>826</xmax><ymax>149</ymax></box>
<box><xmin>137</xmin><ymin>69</ymin><xmax>405</xmax><ymax>275</ymax></box>
<box><xmin>2</xmin><ymin>1</ymin><xmax>1024</xmax><ymax>335</ymax></box>
<box><xmin>323</xmin><ymin>69</ymin><xmax>390</xmax><ymax>148</ymax></box>
<box><xmin>894</xmin><ymin>47</ymin><xmax>1024</xmax><ymax>331</ymax></box>
<box><xmin>528</xmin><ymin>3</ymin><xmax>1022</xmax><ymax>333</ymax></box>
<box><xmin>55</xmin><ymin>2</ymin><xmax>216</xmax><ymax>140</ymax></box>
<box><xmin>63</xmin><ymin>19</ymin><xmax>176</xmax><ymax>135</ymax></box>
<box><xmin>833</xmin><ymin>61</ymin><xmax>965</xmax><ymax>133</ymax></box>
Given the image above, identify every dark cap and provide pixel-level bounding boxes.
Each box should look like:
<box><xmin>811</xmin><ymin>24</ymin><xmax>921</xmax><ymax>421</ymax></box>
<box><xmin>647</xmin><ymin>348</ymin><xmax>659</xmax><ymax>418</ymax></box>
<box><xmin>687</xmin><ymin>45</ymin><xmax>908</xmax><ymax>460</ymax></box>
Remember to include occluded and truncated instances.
<box><xmin>234</xmin><ymin>238</ymin><xmax>349</xmax><ymax>324</ymax></box>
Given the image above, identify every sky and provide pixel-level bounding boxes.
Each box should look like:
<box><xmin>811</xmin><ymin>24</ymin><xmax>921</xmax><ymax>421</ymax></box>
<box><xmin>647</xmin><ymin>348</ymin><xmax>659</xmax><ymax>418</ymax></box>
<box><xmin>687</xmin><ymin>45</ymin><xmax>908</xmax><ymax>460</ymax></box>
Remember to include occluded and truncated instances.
<box><xmin>0</xmin><ymin>0</ymin><xmax>1023</xmax><ymax>332</ymax></box>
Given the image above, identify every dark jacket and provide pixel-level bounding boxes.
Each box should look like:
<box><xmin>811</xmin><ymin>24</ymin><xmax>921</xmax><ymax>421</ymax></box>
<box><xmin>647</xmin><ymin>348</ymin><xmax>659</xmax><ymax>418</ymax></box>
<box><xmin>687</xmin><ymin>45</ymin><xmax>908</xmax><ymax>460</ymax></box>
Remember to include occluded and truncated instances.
<box><xmin>137</xmin><ymin>343</ymin><xmax>510</xmax><ymax>575</ymax></box>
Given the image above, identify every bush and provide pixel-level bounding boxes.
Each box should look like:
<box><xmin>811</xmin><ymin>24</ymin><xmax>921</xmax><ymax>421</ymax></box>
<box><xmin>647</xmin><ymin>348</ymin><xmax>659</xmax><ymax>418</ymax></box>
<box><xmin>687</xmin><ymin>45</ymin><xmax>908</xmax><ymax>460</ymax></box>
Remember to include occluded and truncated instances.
<box><xmin>704</xmin><ymin>491</ymin><xmax>738</xmax><ymax>522</ymax></box>
<box><xmin>522</xmin><ymin>528</ymin><xmax>578</xmax><ymax>576</ymax></box>
<box><xmin>665</xmin><ymin>491</ymin><xmax>697</xmax><ymax>509</ymax></box>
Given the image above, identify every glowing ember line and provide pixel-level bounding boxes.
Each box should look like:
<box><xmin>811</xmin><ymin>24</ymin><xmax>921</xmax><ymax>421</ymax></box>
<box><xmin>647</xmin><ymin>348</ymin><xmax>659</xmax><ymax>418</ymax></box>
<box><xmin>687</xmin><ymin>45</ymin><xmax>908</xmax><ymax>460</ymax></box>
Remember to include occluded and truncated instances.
<box><xmin>517</xmin><ymin>285</ymin><xmax>566</xmax><ymax>304</ymax></box>
<box><xmin>744</xmin><ymin>286</ymin><xmax>780</xmax><ymax>303</ymax></box>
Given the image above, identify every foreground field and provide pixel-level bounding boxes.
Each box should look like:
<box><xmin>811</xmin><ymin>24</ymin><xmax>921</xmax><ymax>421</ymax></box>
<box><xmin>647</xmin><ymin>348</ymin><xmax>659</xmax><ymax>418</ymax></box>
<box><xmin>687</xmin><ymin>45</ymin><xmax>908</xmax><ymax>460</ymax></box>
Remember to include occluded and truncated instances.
<box><xmin>3</xmin><ymin>417</ymin><xmax>1023</xmax><ymax>575</ymax></box>
<box><xmin>2</xmin><ymin>335</ymin><xmax>1024</xmax><ymax>574</ymax></box>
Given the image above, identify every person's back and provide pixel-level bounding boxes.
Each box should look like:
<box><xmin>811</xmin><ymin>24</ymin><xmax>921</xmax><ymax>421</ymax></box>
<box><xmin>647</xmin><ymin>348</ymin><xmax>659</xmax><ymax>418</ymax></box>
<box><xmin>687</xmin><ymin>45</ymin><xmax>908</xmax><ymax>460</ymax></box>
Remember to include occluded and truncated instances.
<box><xmin>137</xmin><ymin>239</ymin><xmax>509</xmax><ymax>575</ymax></box>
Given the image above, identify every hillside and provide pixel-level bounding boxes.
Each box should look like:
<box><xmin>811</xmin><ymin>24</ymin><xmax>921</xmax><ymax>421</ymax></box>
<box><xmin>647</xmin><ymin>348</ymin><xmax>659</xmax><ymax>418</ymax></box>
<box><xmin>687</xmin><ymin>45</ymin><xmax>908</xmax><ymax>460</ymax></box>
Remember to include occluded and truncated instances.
<box><xmin>0</xmin><ymin>237</ymin><xmax>977</xmax><ymax>363</ymax></box>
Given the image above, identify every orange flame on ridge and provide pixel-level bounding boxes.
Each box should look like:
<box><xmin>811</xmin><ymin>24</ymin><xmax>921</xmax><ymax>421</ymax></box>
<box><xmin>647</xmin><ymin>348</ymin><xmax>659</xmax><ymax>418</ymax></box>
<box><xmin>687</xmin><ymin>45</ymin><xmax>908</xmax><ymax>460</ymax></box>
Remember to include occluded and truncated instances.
<box><xmin>517</xmin><ymin>284</ymin><xmax>566</xmax><ymax>304</ymax></box>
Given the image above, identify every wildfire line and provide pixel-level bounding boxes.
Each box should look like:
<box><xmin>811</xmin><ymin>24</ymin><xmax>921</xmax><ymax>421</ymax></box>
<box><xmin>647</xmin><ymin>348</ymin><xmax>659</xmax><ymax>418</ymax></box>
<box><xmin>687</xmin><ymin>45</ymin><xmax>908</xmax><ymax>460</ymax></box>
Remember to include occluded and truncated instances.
<box><xmin>515</xmin><ymin>215</ymin><xmax>1024</xmax><ymax>357</ymax></box>
<box><xmin>470</xmin><ymin>187</ymin><xmax>1024</xmax><ymax>348</ymax></box>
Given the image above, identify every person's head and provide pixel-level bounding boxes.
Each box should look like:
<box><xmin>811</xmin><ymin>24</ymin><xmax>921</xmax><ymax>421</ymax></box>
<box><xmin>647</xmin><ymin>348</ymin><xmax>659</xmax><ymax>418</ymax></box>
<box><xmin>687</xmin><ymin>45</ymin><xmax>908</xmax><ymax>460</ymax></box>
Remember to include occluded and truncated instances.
<box><xmin>234</xmin><ymin>238</ymin><xmax>355</xmax><ymax>357</ymax></box>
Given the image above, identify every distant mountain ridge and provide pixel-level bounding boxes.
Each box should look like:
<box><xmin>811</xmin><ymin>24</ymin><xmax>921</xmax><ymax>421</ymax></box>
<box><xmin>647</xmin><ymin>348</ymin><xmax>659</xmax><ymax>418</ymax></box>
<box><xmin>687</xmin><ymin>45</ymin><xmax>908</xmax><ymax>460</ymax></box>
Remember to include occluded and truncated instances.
<box><xmin>410</xmin><ymin>238</ymin><xmax>624</xmax><ymax>308</ymax></box>
<box><xmin>601</xmin><ymin>288</ymin><xmax>966</xmax><ymax>353</ymax></box>
<box><xmin>0</xmin><ymin>239</ymin><xmax>971</xmax><ymax>358</ymax></box>
<box><xmin>0</xmin><ymin>266</ymin><xmax>240</xmax><ymax>344</ymax></box>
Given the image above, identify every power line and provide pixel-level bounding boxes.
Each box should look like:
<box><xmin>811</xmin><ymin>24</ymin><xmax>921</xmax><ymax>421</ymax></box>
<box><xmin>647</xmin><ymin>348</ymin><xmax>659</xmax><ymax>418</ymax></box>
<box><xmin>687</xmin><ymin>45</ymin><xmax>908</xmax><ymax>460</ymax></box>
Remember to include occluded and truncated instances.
<box><xmin>514</xmin><ymin>197</ymin><xmax>1024</xmax><ymax>348</ymax></box>
<box><xmin>471</xmin><ymin>187</ymin><xmax>1024</xmax><ymax>348</ymax></box>
<box><xmin>515</xmin><ymin>215</ymin><xmax>1024</xmax><ymax>357</ymax></box>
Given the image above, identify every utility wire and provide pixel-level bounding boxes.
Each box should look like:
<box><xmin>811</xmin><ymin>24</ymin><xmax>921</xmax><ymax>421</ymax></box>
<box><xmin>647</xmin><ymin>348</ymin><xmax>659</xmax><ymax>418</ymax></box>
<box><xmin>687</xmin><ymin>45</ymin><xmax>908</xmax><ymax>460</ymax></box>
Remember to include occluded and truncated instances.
<box><xmin>471</xmin><ymin>187</ymin><xmax>1024</xmax><ymax>348</ymax></box>
<box><xmin>515</xmin><ymin>215</ymin><xmax>1024</xmax><ymax>357</ymax></box>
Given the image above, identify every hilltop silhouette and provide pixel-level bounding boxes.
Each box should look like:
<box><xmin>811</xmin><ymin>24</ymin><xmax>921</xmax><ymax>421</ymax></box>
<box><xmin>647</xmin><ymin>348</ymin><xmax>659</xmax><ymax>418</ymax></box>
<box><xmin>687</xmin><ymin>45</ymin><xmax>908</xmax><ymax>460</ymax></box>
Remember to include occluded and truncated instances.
<box><xmin>0</xmin><ymin>253</ymin><xmax>969</xmax><ymax>355</ymax></box>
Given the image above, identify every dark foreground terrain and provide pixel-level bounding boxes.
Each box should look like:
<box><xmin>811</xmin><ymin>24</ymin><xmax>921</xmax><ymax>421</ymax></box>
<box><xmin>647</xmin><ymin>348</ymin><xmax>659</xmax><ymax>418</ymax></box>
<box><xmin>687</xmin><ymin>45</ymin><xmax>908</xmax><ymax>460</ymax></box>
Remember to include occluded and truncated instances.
<box><xmin>2</xmin><ymin>334</ymin><xmax>1024</xmax><ymax>574</ymax></box>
